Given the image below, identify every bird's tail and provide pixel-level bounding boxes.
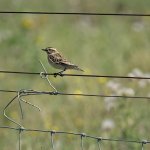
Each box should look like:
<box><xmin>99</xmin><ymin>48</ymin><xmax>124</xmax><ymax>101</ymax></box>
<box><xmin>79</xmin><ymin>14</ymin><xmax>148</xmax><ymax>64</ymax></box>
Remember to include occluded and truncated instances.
<box><xmin>74</xmin><ymin>66</ymin><xmax>84</xmax><ymax>72</ymax></box>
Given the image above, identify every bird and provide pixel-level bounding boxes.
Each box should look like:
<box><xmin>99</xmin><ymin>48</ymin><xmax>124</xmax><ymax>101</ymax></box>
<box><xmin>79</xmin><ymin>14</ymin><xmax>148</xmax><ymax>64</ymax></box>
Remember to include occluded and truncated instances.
<box><xmin>42</xmin><ymin>47</ymin><xmax>84</xmax><ymax>76</ymax></box>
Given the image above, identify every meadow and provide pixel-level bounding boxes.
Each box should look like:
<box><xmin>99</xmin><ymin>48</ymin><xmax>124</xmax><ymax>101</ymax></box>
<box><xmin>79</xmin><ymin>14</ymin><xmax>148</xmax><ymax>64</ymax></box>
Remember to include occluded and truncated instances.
<box><xmin>0</xmin><ymin>0</ymin><xmax>150</xmax><ymax>149</ymax></box>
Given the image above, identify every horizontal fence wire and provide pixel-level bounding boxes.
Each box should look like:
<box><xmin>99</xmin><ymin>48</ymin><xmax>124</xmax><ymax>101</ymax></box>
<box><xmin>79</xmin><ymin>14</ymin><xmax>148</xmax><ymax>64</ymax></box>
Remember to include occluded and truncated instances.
<box><xmin>0</xmin><ymin>126</ymin><xmax>149</xmax><ymax>145</ymax></box>
<box><xmin>0</xmin><ymin>89</ymin><xmax>150</xmax><ymax>100</ymax></box>
<box><xmin>0</xmin><ymin>11</ymin><xmax>150</xmax><ymax>17</ymax></box>
<box><xmin>0</xmin><ymin>70</ymin><xmax>150</xmax><ymax>80</ymax></box>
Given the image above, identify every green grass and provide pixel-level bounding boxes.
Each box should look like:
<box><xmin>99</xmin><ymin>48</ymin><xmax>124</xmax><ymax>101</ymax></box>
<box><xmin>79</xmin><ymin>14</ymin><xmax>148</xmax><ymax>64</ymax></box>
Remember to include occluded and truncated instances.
<box><xmin>0</xmin><ymin>0</ymin><xmax>150</xmax><ymax>149</ymax></box>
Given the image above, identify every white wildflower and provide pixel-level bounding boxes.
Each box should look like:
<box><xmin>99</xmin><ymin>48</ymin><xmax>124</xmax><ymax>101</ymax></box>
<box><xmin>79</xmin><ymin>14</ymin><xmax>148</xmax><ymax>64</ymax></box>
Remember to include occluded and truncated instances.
<box><xmin>132</xmin><ymin>20</ymin><xmax>144</xmax><ymax>32</ymax></box>
<box><xmin>101</xmin><ymin>119</ymin><xmax>115</xmax><ymax>131</ymax></box>
<box><xmin>128</xmin><ymin>68</ymin><xmax>144</xmax><ymax>77</ymax></box>
<box><xmin>104</xmin><ymin>97</ymin><xmax>117</xmax><ymax>111</ymax></box>
<box><xmin>117</xmin><ymin>88</ymin><xmax>135</xmax><ymax>96</ymax></box>
<box><xmin>106</xmin><ymin>80</ymin><xmax>121</xmax><ymax>92</ymax></box>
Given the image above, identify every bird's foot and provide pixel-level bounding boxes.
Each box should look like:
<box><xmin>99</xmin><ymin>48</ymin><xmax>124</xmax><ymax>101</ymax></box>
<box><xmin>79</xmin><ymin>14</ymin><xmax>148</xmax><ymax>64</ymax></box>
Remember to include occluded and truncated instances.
<box><xmin>54</xmin><ymin>69</ymin><xmax>66</xmax><ymax>77</ymax></box>
<box><xmin>54</xmin><ymin>71</ymin><xmax>64</xmax><ymax>77</ymax></box>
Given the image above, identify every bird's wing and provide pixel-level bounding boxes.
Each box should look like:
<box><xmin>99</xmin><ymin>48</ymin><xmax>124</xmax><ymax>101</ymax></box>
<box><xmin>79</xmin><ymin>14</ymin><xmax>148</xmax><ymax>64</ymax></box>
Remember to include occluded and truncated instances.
<box><xmin>49</xmin><ymin>53</ymin><xmax>63</xmax><ymax>63</ymax></box>
<box><xmin>49</xmin><ymin>52</ymin><xmax>83</xmax><ymax>71</ymax></box>
<box><xmin>53</xmin><ymin>53</ymin><xmax>75</xmax><ymax>66</ymax></box>
<box><xmin>59</xmin><ymin>60</ymin><xmax>76</xmax><ymax>66</ymax></box>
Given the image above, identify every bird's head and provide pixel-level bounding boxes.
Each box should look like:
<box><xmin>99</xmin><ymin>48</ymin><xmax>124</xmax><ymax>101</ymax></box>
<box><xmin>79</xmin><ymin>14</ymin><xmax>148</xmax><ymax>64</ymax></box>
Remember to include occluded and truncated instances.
<box><xmin>42</xmin><ymin>47</ymin><xmax>57</xmax><ymax>54</ymax></box>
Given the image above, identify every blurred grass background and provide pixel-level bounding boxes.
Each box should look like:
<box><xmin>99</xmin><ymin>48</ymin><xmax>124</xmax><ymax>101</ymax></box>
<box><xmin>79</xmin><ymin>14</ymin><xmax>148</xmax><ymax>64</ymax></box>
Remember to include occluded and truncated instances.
<box><xmin>0</xmin><ymin>0</ymin><xmax>150</xmax><ymax>149</ymax></box>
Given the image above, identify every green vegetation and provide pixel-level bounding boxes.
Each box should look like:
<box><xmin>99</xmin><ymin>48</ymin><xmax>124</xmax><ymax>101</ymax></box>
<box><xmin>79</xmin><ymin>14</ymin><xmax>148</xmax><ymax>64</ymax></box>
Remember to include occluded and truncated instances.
<box><xmin>0</xmin><ymin>0</ymin><xmax>150</xmax><ymax>149</ymax></box>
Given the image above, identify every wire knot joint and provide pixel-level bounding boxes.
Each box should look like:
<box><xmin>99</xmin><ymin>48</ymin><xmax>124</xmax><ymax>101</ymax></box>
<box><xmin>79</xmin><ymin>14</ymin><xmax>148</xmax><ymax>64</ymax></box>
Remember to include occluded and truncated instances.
<box><xmin>51</xmin><ymin>130</ymin><xmax>56</xmax><ymax>135</ymax></box>
<box><xmin>142</xmin><ymin>139</ymin><xmax>147</xmax><ymax>144</ymax></box>
<box><xmin>40</xmin><ymin>72</ymin><xmax>47</xmax><ymax>78</ymax></box>
<box><xmin>18</xmin><ymin>126</ymin><xmax>25</xmax><ymax>133</ymax></box>
<box><xmin>97</xmin><ymin>137</ymin><xmax>103</xmax><ymax>141</ymax></box>
<box><xmin>81</xmin><ymin>133</ymin><xmax>86</xmax><ymax>138</ymax></box>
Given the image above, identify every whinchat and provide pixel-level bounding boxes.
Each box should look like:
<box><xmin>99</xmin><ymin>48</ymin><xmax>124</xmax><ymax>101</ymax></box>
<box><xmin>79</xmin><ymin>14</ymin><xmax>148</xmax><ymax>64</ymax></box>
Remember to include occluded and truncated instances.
<box><xmin>42</xmin><ymin>47</ymin><xmax>84</xmax><ymax>75</ymax></box>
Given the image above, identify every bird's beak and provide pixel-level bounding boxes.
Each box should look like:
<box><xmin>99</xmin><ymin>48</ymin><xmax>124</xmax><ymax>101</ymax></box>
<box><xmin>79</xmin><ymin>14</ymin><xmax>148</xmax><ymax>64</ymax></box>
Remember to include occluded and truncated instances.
<box><xmin>41</xmin><ymin>48</ymin><xmax>46</xmax><ymax>51</ymax></box>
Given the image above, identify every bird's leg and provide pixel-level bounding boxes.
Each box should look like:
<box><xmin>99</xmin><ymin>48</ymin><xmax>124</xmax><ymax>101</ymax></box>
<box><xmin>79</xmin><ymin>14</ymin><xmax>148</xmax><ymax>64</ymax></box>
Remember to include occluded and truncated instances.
<box><xmin>54</xmin><ymin>68</ymin><xmax>66</xmax><ymax>77</ymax></box>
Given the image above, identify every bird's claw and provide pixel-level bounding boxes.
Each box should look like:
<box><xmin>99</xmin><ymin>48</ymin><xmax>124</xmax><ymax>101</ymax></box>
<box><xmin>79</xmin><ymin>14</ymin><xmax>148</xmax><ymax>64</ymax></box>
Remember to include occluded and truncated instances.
<box><xmin>54</xmin><ymin>72</ymin><xmax>64</xmax><ymax>77</ymax></box>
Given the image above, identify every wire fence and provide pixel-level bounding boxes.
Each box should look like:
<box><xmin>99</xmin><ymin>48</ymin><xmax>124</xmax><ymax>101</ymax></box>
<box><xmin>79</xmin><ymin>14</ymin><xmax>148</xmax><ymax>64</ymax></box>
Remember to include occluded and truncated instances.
<box><xmin>0</xmin><ymin>11</ymin><xmax>150</xmax><ymax>17</ymax></box>
<box><xmin>0</xmin><ymin>69</ymin><xmax>150</xmax><ymax>149</ymax></box>
<box><xmin>0</xmin><ymin>63</ymin><xmax>150</xmax><ymax>149</ymax></box>
<box><xmin>0</xmin><ymin>70</ymin><xmax>150</xmax><ymax>80</ymax></box>
<box><xmin>0</xmin><ymin>89</ymin><xmax>150</xmax><ymax>100</ymax></box>
<box><xmin>1</xmin><ymin>10</ymin><xmax>150</xmax><ymax>150</ymax></box>
<box><xmin>0</xmin><ymin>126</ymin><xmax>149</xmax><ymax>150</ymax></box>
